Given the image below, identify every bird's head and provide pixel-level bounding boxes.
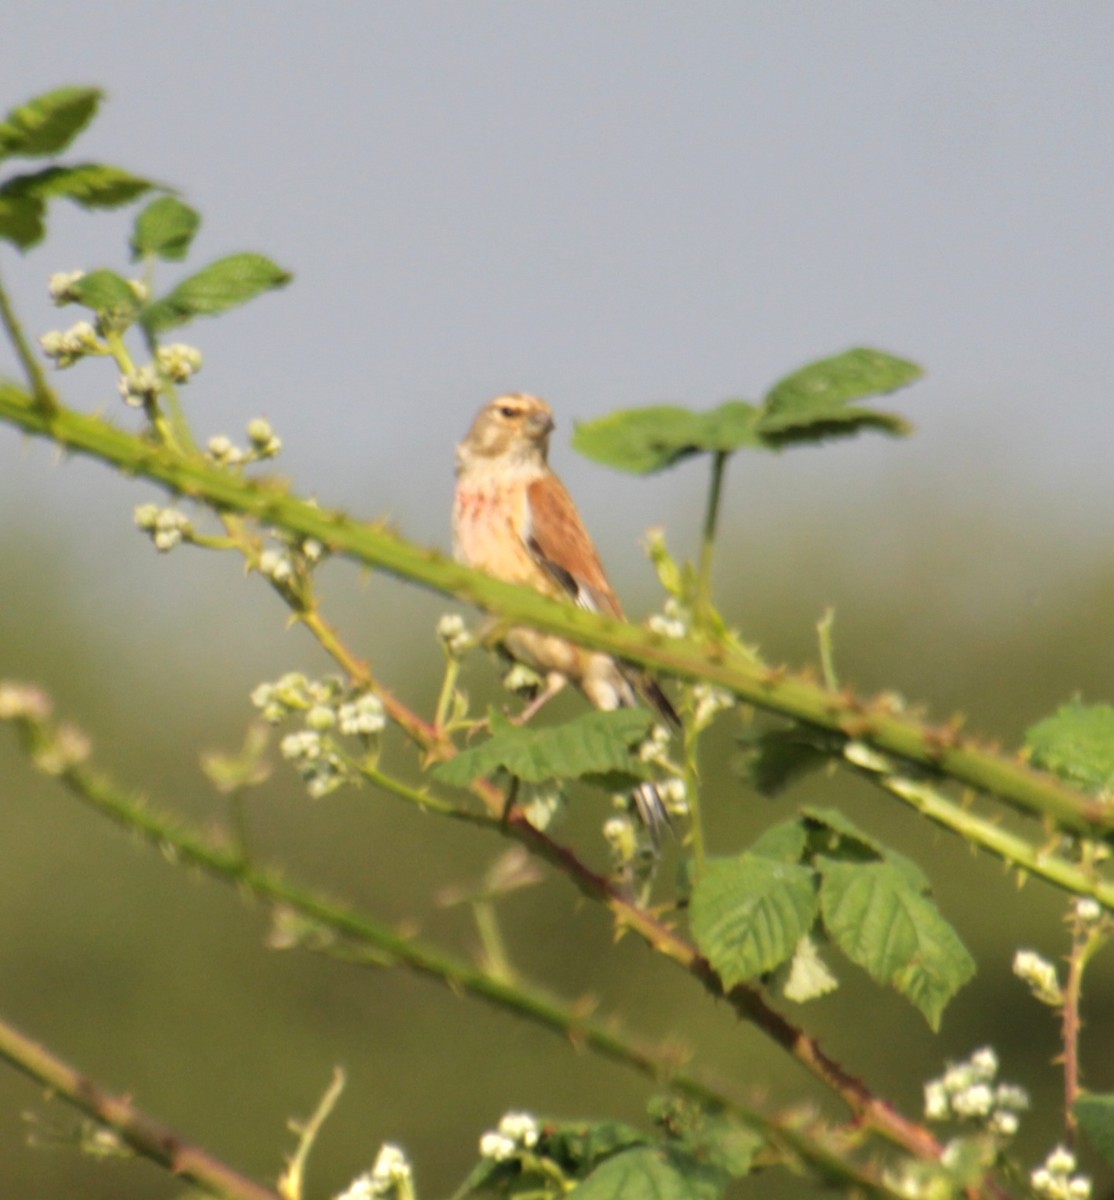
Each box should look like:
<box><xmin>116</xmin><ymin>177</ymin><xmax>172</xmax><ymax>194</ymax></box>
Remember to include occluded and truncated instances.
<box><xmin>457</xmin><ymin>393</ymin><xmax>555</xmax><ymax>468</ymax></box>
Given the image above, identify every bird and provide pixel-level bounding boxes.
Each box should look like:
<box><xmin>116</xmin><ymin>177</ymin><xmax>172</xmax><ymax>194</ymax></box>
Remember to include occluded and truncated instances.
<box><xmin>452</xmin><ymin>392</ymin><xmax>679</xmax><ymax>840</ymax></box>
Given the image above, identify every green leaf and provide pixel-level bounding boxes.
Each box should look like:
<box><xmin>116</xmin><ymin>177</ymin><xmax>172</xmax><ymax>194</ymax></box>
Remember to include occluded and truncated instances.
<box><xmin>0</xmin><ymin>191</ymin><xmax>45</xmax><ymax>249</ymax></box>
<box><xmin>544</xmin><ymin>1120</ymin><xmax>649</xmax><ymax>1175</ymax></box>
<box><xmin>131</xmin><ymin>195</ymin><xmax>201</xmax><ymax>262</ymax></box>
<box><xmin>737</xmin><ymin>727</ymin><xmax>838</xmax><ymax>796</ymax></box>
<box><xmin>647</xmin><ymin>1098</ymin><xmax>761</xmax><ymax>1180</ymax></box>
<box><xmin>0</xmin><ymin>87</ymin><xmax>102</xmax><ymax>161</ymax></box>
<box><xmin>690</xmin><ymin>854</ymin><xmax>818</xmax><ymax>986</ymax></box>
<box><xmin>1025</xmin><ymin>699</ymin><xmax>1114</xmax><ymax>793</ymax></box>
<box><xmin>433</xmin><ymin>709</ymin><xmax>655</xmax><ymax>787</ymax></box>
<box><xmin>0</xmin><ymin>163</ymin><xmax>155</xmax><ymax>250</ymax></box>
<box><xmin>571</xmin><ymin>1147</ymin><xmax>724</xmax><ymax>1200</ymax></box>
<box><xmin>818</xmin><ymin>859</ymin><xmax>974</xmax><ymax>1029</ymax></box>
<box><xmin>801</xmin><ymin>806</ymin><xmax>930</xmax><ymax>893</ymax></box>
<box><xmin>572</xmin><ymin>401</ymin><xmax>763</xmax><ymax>475</ymax></box>
<box><xmin>140</xmin><ymin>253</ymin><xmax>292</xmax><ymax>332</ymax></box>
<box><xmin>1075</xmin><ymin>1094</ymin><xmax>1114</xmax><ymax>1163</ymax></box>
<box><xmin>754</xmin><ymin>347</ymin><xmax>920</xmax><ymax>447</ymax></box>
<box><xmin>747</xmin><ymin>818</ymin><xmax>808</xmax><ymax>863</ymax></box>
<box><xmin>2</xmin><ymin>163</ymin><xmax>156</xmax><ymax>209</ymax></box>
<box><xmin>67</xmin><ymin>269</ymin><xmax>141</xmax><ymax>318</ymax></box>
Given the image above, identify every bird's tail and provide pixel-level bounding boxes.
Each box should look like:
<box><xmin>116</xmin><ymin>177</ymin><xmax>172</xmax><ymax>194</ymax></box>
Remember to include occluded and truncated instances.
<box><xmin>631</xmin><ymin>780</ymin><xmax>672</xmax><ymax>846</ymax></box>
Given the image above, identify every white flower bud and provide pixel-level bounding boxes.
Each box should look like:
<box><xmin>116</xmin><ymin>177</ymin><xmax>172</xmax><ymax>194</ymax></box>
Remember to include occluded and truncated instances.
<box><xmin>48</xmin><ymin>270</ymin><xmax>85</xmax><ymax>304</ymax></box>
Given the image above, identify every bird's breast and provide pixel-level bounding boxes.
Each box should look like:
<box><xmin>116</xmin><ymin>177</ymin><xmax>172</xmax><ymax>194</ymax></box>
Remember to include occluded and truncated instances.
<box><xmin>452</xmin><ymin>475</ymin><xmax>544</xmax><ymax>590</ymax></box>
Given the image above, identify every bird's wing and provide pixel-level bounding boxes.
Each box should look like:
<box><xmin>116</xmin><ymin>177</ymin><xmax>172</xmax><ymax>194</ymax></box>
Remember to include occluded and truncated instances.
<box><xmin>524</xmin><ymin>473</ymin><xmax>624</xmax><ymax>617</ymax></box>
<box><xmin>525</xmin><ymin>473</ymin><xmax>680</xmax><ymax>729</ymax></box>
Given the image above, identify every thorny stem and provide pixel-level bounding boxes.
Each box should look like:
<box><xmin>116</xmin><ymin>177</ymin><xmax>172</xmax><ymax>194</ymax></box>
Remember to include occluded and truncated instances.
<box><xmin>7</xmin><ymin>710</ymin><xmax>945</xmax><ymax>1176</ymax></box>
<box><xmin>845</xmin><ymin>744</ymin><xmax>1114</xmax><ymax>908</ymax></box>
<box><xmin>1062</xmin><ymin>907</ymin><xmax>1108</xmax><ymax>1147</ymax></box>
<box><xmin>0</xmin><ymin>378</ymin><xmax>1101</xmax><ymax>842</ymax></box>
<box><xmin>2</xmin><ymin>724</ymin><xmax>915</xmax><ymax>1196</ymax></box>
<box><xmin>0</xmin><ymin>1011</ymin><xmax>281</xmax><ymax>1200</ymax></box>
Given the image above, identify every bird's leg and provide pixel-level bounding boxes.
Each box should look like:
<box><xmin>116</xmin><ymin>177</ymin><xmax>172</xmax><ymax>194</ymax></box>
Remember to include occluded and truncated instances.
<box><xmin>512</xmin><ymin>672</ymin><xmax>567</xmax><ymax>725</ymax></box>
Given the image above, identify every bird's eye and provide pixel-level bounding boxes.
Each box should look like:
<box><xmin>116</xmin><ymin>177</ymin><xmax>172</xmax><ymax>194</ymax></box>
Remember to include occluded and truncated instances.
<box><xmin>498</xmin><ymin>406</ymin><xmax>518</xmax><ymax>419</ymax></box>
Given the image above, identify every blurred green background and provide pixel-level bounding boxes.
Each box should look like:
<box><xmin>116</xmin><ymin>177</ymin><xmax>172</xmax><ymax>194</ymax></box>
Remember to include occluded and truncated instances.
<box><xmin>3</xmin><ymin>3</ymin><xmax>1114</xmax><ymax>1195</ymax></box>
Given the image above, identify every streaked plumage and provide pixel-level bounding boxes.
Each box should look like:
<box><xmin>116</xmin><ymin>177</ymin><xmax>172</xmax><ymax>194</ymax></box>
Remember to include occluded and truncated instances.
<box><xmin>453</xmin><ymin>393</ymin><xmax>677</xmax><ymax>839</ymax></box>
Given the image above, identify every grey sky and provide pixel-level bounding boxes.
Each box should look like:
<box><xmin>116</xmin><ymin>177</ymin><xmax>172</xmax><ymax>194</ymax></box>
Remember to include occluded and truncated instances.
<box><xmin>3</xmin><ymin>3</ymin><xmax>1112</xmax><ymax>575</ymax></box>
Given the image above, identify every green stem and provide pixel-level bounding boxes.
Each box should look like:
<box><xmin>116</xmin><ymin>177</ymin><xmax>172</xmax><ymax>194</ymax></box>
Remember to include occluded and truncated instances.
<box><xmin>682</xmin><ymin>706</ymin><xmax>706</xmax><ymax>880</ymax></box>
<box><xmin>817</xmin><ymin>607</ymin><xmax>839</xmax><ymax>690</ymax></box>
<box><xmin>0</xmin><ymin>1010</ymin><xmax>280</xmax><ymax>1200</ymax></box>
<box><xmin>845</xmin><ymin>743</ymin><xmax>1114</xmax><ymax>907</ymax></box>
<box><xmin>695</xmin><ymin>451</ymin><xmax>728</xmax><ymax>629</ymax></box>
<box><xmin>4</xmin><ymin>702</ymin><xmax>945</xmax><ymax>1174</ymax></box>
<box><xmin>26</xmin><ymin>743</ymin><xmax>907</xmax><ymax>1193</ymax></box>
<box><xmin>0</xmin><ymin>383</ymin><xmax>1106</xmax><ymax>841</ymax></box>
<box><xmin>0</xmin><ymin>270</ymin><xmax>58</xmax><ymax>412</ymax></box>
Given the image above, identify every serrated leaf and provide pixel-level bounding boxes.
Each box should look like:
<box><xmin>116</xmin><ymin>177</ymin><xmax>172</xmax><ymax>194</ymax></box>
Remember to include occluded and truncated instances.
<box><xmin>754</xmin><ymin>348</ymin><xmax>920</xmax><ymax>447</ymax></box>
<box><xmin>1075</xmin><ymin>1094</ymin><xmax>1114</xmax><ymax>1163</ymax></box>
<box><xmin>1025</xmin><ymin>699</ymin><xmax>1114</xmax><ymax>793</ymax></box>
<box><xmin>1</xmin><ymin>163</ymin><xmax>156</xmax><ymax>209</ymax></box>
<box><xmin>572</xmin><ymin>401</ymin><xmax>763</xmax><ymax>475</ymax></box>
<box><xmin>0</xmin><ymin>192</ymin><xmax>44</xmax><ymax>249</ymax></box>
<box><xmin>747</xmin><ymin>818</ymin><xmax>808</xmax><ymax>863</ymax></box>
<box><xmin>68</xmin><ymin>268</ymin><xmax>140</xmax><ymax>318</ymax></box>
<box><xmin>131</xmin><ymin>195</ymin><xmax>201</xmax><ymax>262</ymax></box>
<box><xmin>433</xmin><ymin>709</ymin><xmax>655</xmax><ymax>787</ymax></box>
<box><xmin>544</xmin><ymin>1120</ymin><xmax>648</xmax><ymax>1175</ymax></box>
<box><xmin>140</xmin><ymin>253</ymin><xmax>292</xmax><ymax>332</ymax></box>
<box><xmin>763</xmin><ymin>347</ymin><xmax>922</xmax><ymax>415</ymax></box>
<box><xmin>645</xmin><ymin>1101</ymin><xmax>761</xmax><ymax>1181</ymax></box>
<box><xmin>801</xmin><ymin>807</ymin><xmax>929</xmax><ymax>893</ymax></box>
<box><xmin>0</xmin><ymin>87</ymin><xmax>102</xmax><ymax>161</ymax></box>
<box><xmin>570</xmin><ymin>1147</ymin><xmax>724</xmax><ymax>1200</ymax></box>
<box><xmin>818</xmin><ymin>859</ymin><xmax>974</xmax><ymax>1029</ymax></box>
<box><xmin>690</xmin><ymin>854</ymin><xmax>818</xmax><ymax>987</ymax></box>
<box><xmin>737</xmin><ymin>727</ymin><xmax>837</xmax><ymax>796</ymax></box>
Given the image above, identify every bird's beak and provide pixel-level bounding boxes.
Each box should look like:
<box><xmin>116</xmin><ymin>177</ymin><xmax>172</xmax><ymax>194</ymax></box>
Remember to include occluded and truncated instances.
<box><xmin>527</xmin><ymin>410</ymin><xmax>555</xmax><ymax>437</ymax></box>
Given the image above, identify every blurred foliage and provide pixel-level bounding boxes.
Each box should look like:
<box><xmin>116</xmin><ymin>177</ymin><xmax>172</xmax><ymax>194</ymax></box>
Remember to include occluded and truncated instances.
<box><xmin>3</xmin><ymin>497</ymin><xmax>1114</xmax><ymax>1197</ymax></box>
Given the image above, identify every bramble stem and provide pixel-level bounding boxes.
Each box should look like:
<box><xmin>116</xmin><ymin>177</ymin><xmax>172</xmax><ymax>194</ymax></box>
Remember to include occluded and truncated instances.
<box><xmin>0</xmin><ymin>1010</ymin><xmax>281</xmax><ymax>1200</ymax></box>
<box><xmin>0</xmin><ymin>380</ymin><xmax>1101</xmax><ymax>842</ymax></box>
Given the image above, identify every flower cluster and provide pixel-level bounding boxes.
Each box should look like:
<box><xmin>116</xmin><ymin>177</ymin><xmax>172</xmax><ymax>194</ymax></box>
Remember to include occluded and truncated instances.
<box><xmin>0</xmin><ymin>681</ymin><xmax>51</xmax><ymax>721</ymax></box>
<box><xmin>0</xmin><ymin>682</ymin><xmax>91</xmax><ymax>776</ymax></box>
<box><xmin>1030</xmin><ymin>1146</ymin><xmax>1091</xmax><ymax>1200</ymax></box>
<box><xmin>47</xmin><ymin>270</ymin><xmax>86</xmax><ymax>304</ymax></box>
<box><xmin>691</xmin><ymin>682</ymin><xmax>735</xmax><ymax>729</ymax></box>
<box><xmin>923</xmin><ymin>1047</ymin><xmax>1028</xmax><ymax>1138</ymax></box>
<box><xmin>335</xmin><ymin>1143</ymin><xmax>414</xmax><ymax>1200</ymax></box>
<box><xmin>478</xmin><ymin>1111</ymin><xmax>540</xmax><ymax>1163</ymax></box>
<box><xmin>119</xmin><ymin>364</ymin><xmax>162</xmax><ymax>408</ymax></box>
<box><xmin>647</xmin><ymin>596</ymin><xmax>689</xmax><ymax>640</ymax></box>
<box><xmin>40</xmin><ymin>320</ymin><xmax>102</xmax><ymax>368</ymax></box>
<box><xmin>1013</xmin><ymin>949</ymin><xmax>1064</xmax><ymax>1007</ymax></box>
<box><xmin>255</xmin><ymin>536</ymin><xmax>323</xmax><ymax>596</ymax></box>
<box><xmin>205</xmin><ymin>417</ymin><xmax>283</xmax><ymax>467</ymax></box>
<box><xmin>156</xmin><ymin>343</ymin><xmax>202</xmax><ymax>383</ymax></box>
<box><xmin>251</xmin><ymin>674</ymin><xmax>386</xmax><ymax>799</ymax></box>
<box><xmin>435</xmin><ymin>613</ymin><xmax>474</xmax><ymax>658</ymax></box>
<box><xmin>134</xmin><ymin>504</ymin><xmax>193</xmax><ymax>552</ymax></box>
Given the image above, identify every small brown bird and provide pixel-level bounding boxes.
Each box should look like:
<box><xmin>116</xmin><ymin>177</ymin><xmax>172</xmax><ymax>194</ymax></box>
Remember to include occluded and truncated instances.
<box><xmin>452</xmin><ymin>392</ymin><xmax>678</xmax><ymax>839</ymax></box>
